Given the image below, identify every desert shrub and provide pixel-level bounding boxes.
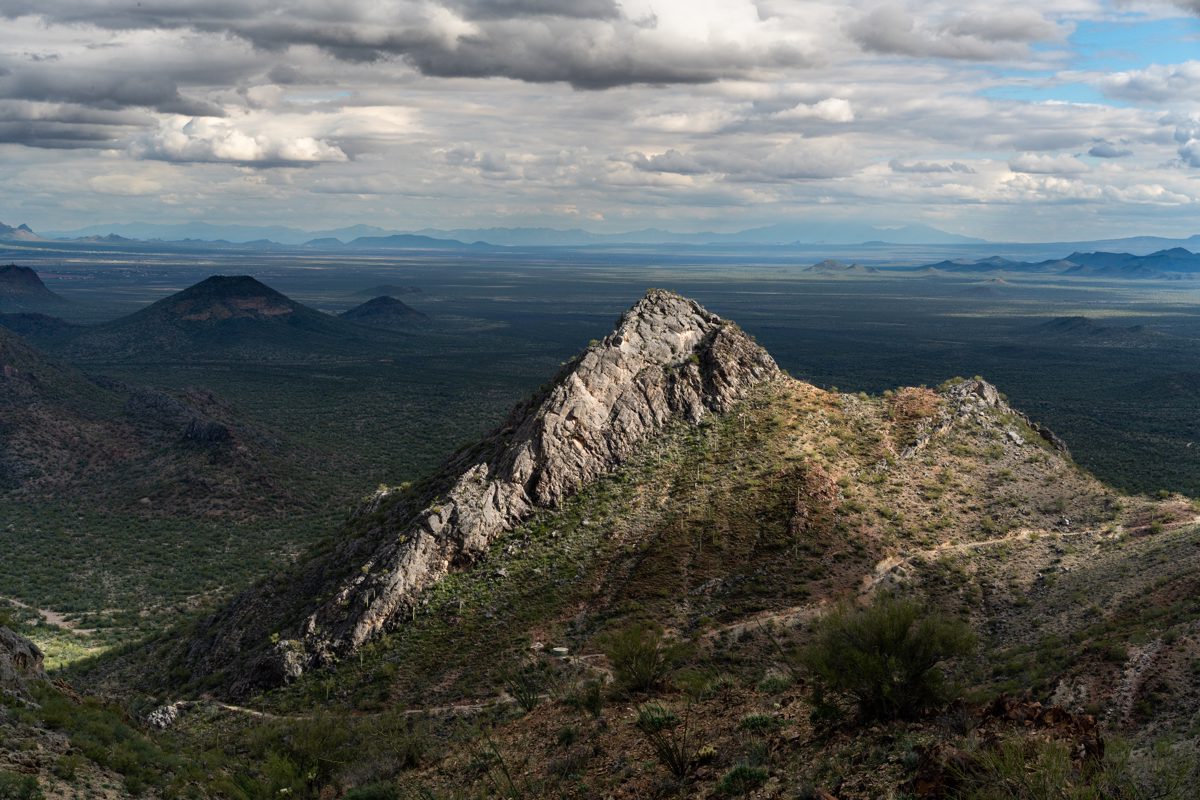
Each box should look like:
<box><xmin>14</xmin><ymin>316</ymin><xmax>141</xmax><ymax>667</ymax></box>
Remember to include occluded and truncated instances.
<box><xmin>738</xmin><ymin>713</ymin><xmax>784</xmax><ymax>734</ymax></box>
<box><xmin>955</xmin><ymin>736</ymin><xmax>1200</xmax><ymax>800</ymax></box>
<box><xmin>801</xmin><ymin>596</ymin><xmax>975</xmax><ymax>721</ymax></box>
<box><xmin>756</xmin><ymin>671</ymin><xmax>793</xmax><ymax>694</ymax></box>
<box><xmin>345</xmin><ymin>782</ymin><xmax>400</xmax><ymax>800</ymax></box>
<box><xmin>0</xmin><ymin>772</ymin><xmax>42</xmax><ymax>800</ymax></box>
<box><xmin>504</xmin><ymin>659</ymin><xmax>554</xmax><ymax>712</ymax></box>
<box><xmin>717</xmin><ymin>764</ymin><xmax>769</xmax><ymax>796</ymax></box>
<box><xmin>561</xmin><ymin>679</ymin><xmax>604</xmax><ymax>717</ymax></box>
<box><xmin>635</xmin><ymin>703</ymin><xmax>704</xmax><ymax>781</ymax></box>
<box><xmin>602</xmin><ymin>623</ymin><xmax>688</xmax><ymax>693</ymax></box>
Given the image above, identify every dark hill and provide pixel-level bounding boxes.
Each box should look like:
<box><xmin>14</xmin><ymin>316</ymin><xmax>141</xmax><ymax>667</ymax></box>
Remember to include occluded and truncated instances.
<box><xmin>1032</xmin><ymin>315</ymin><xmax>1164</xmax><ymax>347</ymax></box>
<box><xmin>0</xmin><ymin>312</ymin><xmax>82</xmax><ymax>345</ymax></box>
<box><xmin>0</xmin><ymin>326</ymin><xmax>291</xmax><ymax>511</ymax></box>
<box><xmin>0</xmin><ymin>264</ymin><xmax>66</xmax><ymax>312</ymax></box>
<box><xmin>67</xmin><ymin>275</ymin><xmax>381</xmax><ymax>361</ymax></box>
<box><xmin>339</xmin><ymin>296</ymin><xmax>428</xmax><ymax>329</ymax></box>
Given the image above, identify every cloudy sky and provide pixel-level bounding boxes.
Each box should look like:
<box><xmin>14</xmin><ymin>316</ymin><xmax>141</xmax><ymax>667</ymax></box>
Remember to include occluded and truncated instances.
<box><xmin>2</xmin><ymin>0</ymin><xmax>1200</xmax><ymax>240</ymax></box>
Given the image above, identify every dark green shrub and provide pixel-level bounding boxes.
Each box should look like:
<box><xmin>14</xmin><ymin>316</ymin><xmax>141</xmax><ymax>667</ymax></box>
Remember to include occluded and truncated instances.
<box><xmin>0</xmin><ymin>772</ymin><xmax>42</xmax><ymax>800</ymax></box>
<box><xmin>345</xmin><ymin>782</ymin><xmax>400</xmax><ymax>800</ymax></box>
<box><xmin>602</xmin><ymin>623</ymin><xmax>688</xmax><ymax>693</ymax></box>
<box><xmin>562</xmin><ymin>679</ymin><xmax>604</xmax><ymax>717</ymax></box>
<box><xmin>738</xmin><ymin>713</ymin><xmax>784</xmax><ymax>734</ymax></box>
<box><xmin>717</xmin><ymin>764</ymin><xmax>769</xmax><ymax>796</ymax></box>
<box><xmin>800</xmin><ymin>596</ymin><xmax>975</xmax><ymax>720</ymax></box>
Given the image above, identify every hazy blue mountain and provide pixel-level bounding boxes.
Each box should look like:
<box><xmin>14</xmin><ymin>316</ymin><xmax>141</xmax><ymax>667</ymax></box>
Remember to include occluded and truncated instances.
<box><xmin>917</xmin><ymin>248</ymin><xmax>1200</xmax><ymax>279</ymax></box>
<box><xmin>0</xmin><ymin>221</ymin><xmax>39</xmax><ymax>241</ymax></box>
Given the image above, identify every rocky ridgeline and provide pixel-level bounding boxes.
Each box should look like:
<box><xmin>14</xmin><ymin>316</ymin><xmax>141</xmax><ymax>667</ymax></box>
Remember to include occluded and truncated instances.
<box><xmin>194</xmin><ymin>290</ymin><xmax>781</xmax><ymax>685</ymax></box>
<box><xmin>900</xmin><ymin>378</ymin><xmax>1070</xmax><ymax>459</ymax></box>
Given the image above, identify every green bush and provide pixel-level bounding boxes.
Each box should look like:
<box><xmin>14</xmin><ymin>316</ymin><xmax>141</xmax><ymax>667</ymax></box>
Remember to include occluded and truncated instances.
<box><xmin>601</xmin><ymin>623</ymin><xmax>688</xmax><ymax>693</ymax></box>
<box><xmin>561</xmin><ymin>678</ymin><xmax>605</xmax><ymax>717</ymax></box>
<box><xmin>717</xmin><ymin>764</ymin><xmax>769</xmax><ymax>796</ymax></box>
<box><xmin>956</xmin><ymin>736</ymin><xmax>1200</xmax><ymax>800</ymax></box>
<box><xmin>800</xmin><ymin>596</ymin><xmax>975</xmax><ymax>720</ymax></box>
<box><xmin>0</xmin><ymin>772</ymin><xmax>43</xmax><ymax>800</ymax></box>
<box><xmin>345</xmin><ymin>782</ymin><xmax>400</xmax><ymax>800</ymax></box>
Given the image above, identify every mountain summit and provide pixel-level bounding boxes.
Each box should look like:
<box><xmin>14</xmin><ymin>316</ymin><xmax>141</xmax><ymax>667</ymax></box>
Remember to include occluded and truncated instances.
<box><xmin>68</xmin><ymin>275</ymin><xmax>369</xmax><ymax>361</ymax></box>
<box><xmin>0</xmin><ymin>264</ymin><xmax>66</xmax><ymax>312</ymax></box>
<box><xmin>339</xmin><ymin>295</ymin><xmax>428</xmax><ymax>328</ymax></box>
<box><xmin>190</xmin><ymin>289</ymin><xmax>782</xmax><ymax>686</ymax></box>
<box><xmin>152</xmin><ymin>275</ymin><xmax>303</xmax><ymax>322</ymax></box>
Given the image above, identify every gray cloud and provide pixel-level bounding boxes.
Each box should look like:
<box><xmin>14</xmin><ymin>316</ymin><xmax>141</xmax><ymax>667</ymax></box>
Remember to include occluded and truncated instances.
<box><xmin>1088</xmin><ymin>141</ymin><xmax>1132</xmax><ymax>158</ymax></box>
<box><xmin>0</xmin><ymin>101</ymin><xmax>143</xmax><ymax>148</ymax></box>
<box><xmin>889</xmin><ymin>158</ymin><xmax>975</xmax><ymax>173</ymax></box>
<box><xmin>3</xmin><ymin>2</ymin><xmax>812</xmax><ymax>89</ymax></box>
<box><xmin>1100</xmin><ymin>61</ymin><xmax>1200</xmax><ymax>104</ymax></box>
<box><xmin>848</xmin><ymin>5</ymin><xmax>1061</xmax><ymax>61</ymax></box>
<box><xmin>631</xmin><ymin>142</ymin><xmax>860</xmax><ymax>182</ymax></box>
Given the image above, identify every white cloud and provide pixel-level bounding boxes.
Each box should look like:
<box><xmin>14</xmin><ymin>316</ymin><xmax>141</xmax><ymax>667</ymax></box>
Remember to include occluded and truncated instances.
<box><xmin>775</xmin><ymin>97</ymin><xmax>855</xmax><ymax>122</ymax></box>
<box><xmin>1009</xmin><ymin>152</ymin><xmax>1090</xmax><ymax>174</ymax></box>
<box><xmin>130</xmin><ymin>116</ymin><xmax>348</xmax><ymax>165</ymax></box>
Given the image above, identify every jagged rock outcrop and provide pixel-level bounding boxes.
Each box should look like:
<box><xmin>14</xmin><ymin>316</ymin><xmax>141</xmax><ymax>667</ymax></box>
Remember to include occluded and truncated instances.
<box><xmin>0</xmin><ymin>627</ymin><xmax>45</xmax><ymax>699</ymax></box>
<box><xmin>191</xmin><ymin>290</ymin><xmax>780</xmax><ymax>686</ymax></box>
<box><xmin>900</xmin><ymin>378</ymin><xmax>1070</xmax><ymax>458</ymax></box>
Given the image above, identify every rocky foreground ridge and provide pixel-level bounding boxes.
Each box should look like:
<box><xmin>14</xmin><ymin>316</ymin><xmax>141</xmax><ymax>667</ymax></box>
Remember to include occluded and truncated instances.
<box><xmin>189</xmin><ymin>290</ymin><xmax>781</xmax><ymax>687</ymax></box>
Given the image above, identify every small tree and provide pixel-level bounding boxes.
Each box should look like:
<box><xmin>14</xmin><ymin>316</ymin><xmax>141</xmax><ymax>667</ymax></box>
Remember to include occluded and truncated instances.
<box><xmin>800</xmin><ymin>596</ymin><xmax>975</xmax><ymax>721</ymax></box>
<box><xmin>601</xmin><ymin>623</ymin><xmax>688</xmax><ymax>693</ymax></box>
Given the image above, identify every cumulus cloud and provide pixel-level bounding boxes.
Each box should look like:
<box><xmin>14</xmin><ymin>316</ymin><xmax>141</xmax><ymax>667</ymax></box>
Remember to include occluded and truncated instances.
<box><xmin>775</xmin><ymin>97</ymin><xmax>855</xmax><ymax>122</ymax></box>
<box><xmin>1009</xmin><ymin>152</ymin><xmax>1090</xmax><ymax>174</ymax></box>
<box><xmin>130</xmin><ymin>117</ymin><xmax>348</xmax><ymax>166</ymax></box>
<box><xmin>847</xmin><ymin>5</ymin><xmax>1063</xmax><ymax>61</ymax></box>
<box><xmin>3</xmin><ymin>1</ymin><xmax>815</xmax><ymax>89</ymax></box>
<box><xmin>1088</xmin><ymin>141</ymin><xmax>1132</xmax><ymax>158</ymax></box>
<box><xmin>1100</xmin><ymin>61</ymin><xmax>1200</xmax><ymax>104</ymax></box>
<box><xmin>889</xmin><ymin>158</ymin><xmax>975</xmax><ymax>173</ymax></box>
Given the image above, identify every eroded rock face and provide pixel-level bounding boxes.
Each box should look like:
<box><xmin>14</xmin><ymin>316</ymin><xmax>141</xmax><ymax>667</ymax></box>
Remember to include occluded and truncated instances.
<box><xmin>298</xmin><ymin>290</ymin><xmax>780</xmax><ymax>666</ymax></box>
<box><xmin>0</xmin><ymin>627</ymin><xmax>45</xmax><ymax>698</ymax></box>
<box><xmin>197</xmin><ymin>291</ymin><xmax>779</xmax><ymax>682</ymax></box>
<box><xmin>900</xmin><ymin>378</ymin><xmax>1070</xmax><ymax>459</ymax></box>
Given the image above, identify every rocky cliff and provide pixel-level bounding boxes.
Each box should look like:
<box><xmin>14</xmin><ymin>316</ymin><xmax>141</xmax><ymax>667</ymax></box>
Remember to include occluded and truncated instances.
<box><xmin>189</xmin><ymin>290</ymin><xmax>781</xmax><ymax>686</ymax></box>
<box><xmin>0</xmin><ymin>627</ymin><xmax>45</xmax><ymax>699</ymax></box>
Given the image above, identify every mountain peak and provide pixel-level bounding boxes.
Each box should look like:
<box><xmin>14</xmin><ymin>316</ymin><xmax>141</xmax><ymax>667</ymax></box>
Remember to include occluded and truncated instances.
<box><xmin>339</xmin><ymin>295</ymin><xmax>428</xmax><ymax>328</ymax></box>
<box><xmin>190</xmin><ymin>289</ymin><xmax>781</xmax><ymax>687</ymax></box>
<box><xmin>162</xmin><ymin>275</ymin><xmax>298</xmax><ymax>322</ymax></box>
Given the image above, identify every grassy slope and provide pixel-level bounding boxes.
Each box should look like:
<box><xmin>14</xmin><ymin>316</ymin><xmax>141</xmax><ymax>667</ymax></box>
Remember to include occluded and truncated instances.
<box><xmin>49</xmin><ymin>374</ymin><xmax>1200</xmax><ymax>798</ymax></box>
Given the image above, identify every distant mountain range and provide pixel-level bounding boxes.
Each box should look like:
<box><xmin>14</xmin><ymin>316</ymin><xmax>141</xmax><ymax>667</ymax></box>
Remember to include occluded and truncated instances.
<box><xmin>41</xmin><ymin>220</ymin><xmax>986</xmax><ymax>247</ymax></box>
<box><xmin>918</xmin><ymin>247</ymin><xmax>1200</xmax><ymax>279</ymax></box>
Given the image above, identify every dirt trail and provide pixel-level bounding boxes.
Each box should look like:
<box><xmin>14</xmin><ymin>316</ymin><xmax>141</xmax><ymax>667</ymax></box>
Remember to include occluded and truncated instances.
<box><xmin>0</xmin><ymin>595</ymin><xmax>93</xmax><ymax>634</ymax></box>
